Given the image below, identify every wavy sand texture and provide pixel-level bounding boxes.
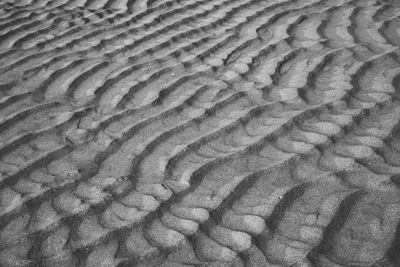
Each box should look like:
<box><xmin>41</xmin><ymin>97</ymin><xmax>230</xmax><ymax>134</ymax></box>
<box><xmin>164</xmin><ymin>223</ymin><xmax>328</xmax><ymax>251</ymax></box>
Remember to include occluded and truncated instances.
<box><xmin>0</xmin><ymin>0</ymin><xmax>400</xmax><ymax>266</ymax></box>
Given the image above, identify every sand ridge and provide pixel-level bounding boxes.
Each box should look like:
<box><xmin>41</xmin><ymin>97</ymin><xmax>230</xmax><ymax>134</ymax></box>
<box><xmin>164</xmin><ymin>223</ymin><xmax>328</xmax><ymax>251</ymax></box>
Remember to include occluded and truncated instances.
<box><xmin>0</xmin><ymin>0</ymin><xmax>400</xmax><ymax>266</ymax></box>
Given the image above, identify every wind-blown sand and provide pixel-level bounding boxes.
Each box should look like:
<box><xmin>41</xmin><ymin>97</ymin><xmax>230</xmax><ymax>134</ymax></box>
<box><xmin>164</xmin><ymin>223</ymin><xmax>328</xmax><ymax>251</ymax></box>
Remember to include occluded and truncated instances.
<box><xmin>0</xmin><ymin>0</ymin><xmax>400</xmax><ymax>266</ymax></box>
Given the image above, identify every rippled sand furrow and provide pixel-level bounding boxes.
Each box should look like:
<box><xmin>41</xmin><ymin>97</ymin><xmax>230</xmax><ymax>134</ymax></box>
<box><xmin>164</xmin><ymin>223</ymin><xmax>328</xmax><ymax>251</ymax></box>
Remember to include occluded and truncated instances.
<box><xmin>0</xmin><ymin>0</ymin><xmax>400</xmax><ymax>266</ymax></box>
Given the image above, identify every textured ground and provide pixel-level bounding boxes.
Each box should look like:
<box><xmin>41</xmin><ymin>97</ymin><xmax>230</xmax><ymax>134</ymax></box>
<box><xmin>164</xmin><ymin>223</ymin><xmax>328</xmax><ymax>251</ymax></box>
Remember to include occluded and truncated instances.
<box><xmin>0</xmin><ymin>0</ymin><xmax>400</xmax><ymax>266</ymax></box>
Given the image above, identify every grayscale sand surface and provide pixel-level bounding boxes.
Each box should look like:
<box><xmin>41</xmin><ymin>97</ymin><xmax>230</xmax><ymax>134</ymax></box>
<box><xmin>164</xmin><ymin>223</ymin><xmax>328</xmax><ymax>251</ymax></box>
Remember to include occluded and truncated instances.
<box><xmin>0</xmin><ymin>0</ymin><xmax>400</xmax><ymax>266</ymax></box>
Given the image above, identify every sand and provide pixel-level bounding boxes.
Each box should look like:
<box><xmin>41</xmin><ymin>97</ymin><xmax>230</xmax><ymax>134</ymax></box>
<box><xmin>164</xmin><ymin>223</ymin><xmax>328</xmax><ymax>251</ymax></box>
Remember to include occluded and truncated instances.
<box><xmin>0</xmin><ymin>0</ymin><xmax>400</xmax><ymax>266</ymax></box>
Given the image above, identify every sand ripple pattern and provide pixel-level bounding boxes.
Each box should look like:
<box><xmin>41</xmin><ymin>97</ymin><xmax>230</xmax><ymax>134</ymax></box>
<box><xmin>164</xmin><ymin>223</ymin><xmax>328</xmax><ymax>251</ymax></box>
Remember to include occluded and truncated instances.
<box><xmin>1</xmin><ymin>0</ymin><xmax>400</xmax><ymax>266</ymax></box>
